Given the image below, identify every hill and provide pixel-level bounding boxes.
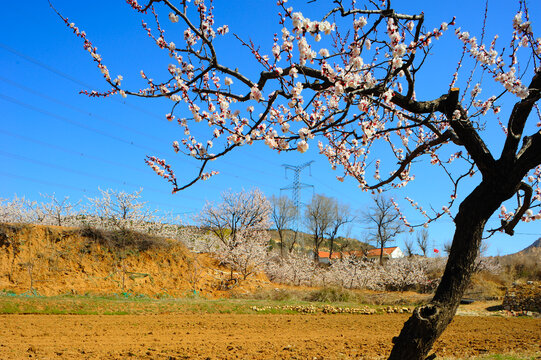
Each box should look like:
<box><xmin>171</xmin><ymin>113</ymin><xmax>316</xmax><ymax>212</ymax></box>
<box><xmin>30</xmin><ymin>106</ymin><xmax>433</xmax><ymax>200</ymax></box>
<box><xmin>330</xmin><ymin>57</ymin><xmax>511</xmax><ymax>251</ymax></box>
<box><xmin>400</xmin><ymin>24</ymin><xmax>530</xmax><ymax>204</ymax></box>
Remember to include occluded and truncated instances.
<box><xmin>0</xmin><ymin>223</ymin><xmax>269</xmax><ymax>297</ymax></box>
<box><xmin>268</xmin><ymin>229</ymin><xmax>373</xmax><ymax>253</ymax></box>
<box><xmin>519</xmin><ymin>238</ymin><xmax>541</xmax><ymax>253</ymax></box>
<box><xmin>496</xmin><ymin>237</ymin><xmax>541</xmax><ymax>282</ymax></box>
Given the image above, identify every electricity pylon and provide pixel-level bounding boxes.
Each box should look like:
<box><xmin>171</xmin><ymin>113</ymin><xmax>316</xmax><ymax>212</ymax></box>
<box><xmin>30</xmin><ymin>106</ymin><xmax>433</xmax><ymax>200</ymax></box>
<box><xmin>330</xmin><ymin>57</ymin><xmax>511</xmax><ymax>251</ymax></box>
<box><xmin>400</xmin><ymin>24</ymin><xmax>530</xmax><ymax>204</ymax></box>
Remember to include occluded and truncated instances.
<box><xmin>280</xmin><ymin>161</ymin><xmax>314</xmax><ymax>233</ymax></box>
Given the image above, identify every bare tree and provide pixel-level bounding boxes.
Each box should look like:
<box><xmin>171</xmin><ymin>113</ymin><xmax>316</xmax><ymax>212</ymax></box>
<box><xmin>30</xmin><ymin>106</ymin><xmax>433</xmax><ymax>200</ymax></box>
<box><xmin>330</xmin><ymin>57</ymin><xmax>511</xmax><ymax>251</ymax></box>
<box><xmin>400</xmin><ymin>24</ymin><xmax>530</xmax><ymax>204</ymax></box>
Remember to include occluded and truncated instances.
<box><xmin>305</xmin><ymin>194</ymin><xmax>334</xmax><ymax>262</ymax></box>
<box><xmin>416</xmin><ymin>229</ymin><xmax>430</xmax><ymax>257</ymax></box>
<box><xmin>363</xmin><ymin>195</ymin><xmax>403</xmax><ymax>265</ymax></box>
<box><xmin>270</xmin><ymin>195</ymin><xmax>297</xmax><ymax>256</ymax></box>
<box><xmin>443</xmin><ymin>240</ymin><xmax>452</xmax><ymax>256</ymax></box>
<box><xmin>57</xmin><ymin>1</ymin><xmax>541</xmax><ymax>358</ymax></box>
<box><xmin>403</xmin><ymin>236</ymin><xmax>415</xmax><ymax>258</ymax></box>
<box><xmin>325</xmin><ymin>201</ymin><xmax>355</xmax><ymax>260</ymax></box>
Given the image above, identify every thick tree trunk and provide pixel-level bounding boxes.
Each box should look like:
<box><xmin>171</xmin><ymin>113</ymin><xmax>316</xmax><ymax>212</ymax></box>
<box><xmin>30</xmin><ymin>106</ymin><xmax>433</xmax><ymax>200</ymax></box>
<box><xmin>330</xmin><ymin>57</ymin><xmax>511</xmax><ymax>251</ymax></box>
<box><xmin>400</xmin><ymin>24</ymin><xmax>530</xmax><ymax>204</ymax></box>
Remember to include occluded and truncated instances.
<box><xmin>388</xmin><ymin>180</ymin><xmax>512</xmax><ymax>360</ymax></box>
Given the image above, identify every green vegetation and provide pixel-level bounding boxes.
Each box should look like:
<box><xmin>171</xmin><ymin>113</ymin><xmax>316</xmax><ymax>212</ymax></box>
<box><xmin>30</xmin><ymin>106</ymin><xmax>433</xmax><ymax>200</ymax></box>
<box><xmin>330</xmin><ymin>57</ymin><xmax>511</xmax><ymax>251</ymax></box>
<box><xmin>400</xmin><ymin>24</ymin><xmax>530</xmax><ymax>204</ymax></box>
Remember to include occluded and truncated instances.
<box><xmin>0</xmin><ymin>292</ymin><xmax>378</xmax><ymax>315</ymax></box>
<box><xmin>0</xmin><ymin>286</ymin><xmax>435</xmax><ymax>315</ymax></box>
<box><xmin>445</xmin><ymin>355</ymin><xmax>540</xmax><ymax>360</ymax></box>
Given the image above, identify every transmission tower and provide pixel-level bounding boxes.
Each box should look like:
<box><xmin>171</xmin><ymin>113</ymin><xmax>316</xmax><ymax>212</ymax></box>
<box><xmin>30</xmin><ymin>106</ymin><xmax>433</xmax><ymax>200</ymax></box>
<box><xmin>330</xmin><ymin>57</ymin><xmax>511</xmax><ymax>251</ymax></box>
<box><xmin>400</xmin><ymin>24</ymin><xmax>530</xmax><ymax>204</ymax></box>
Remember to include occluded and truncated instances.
<box><xmin>280</xmin><ymin>161</ymin><xmax>314</xmax><ymax>232</ymax></box>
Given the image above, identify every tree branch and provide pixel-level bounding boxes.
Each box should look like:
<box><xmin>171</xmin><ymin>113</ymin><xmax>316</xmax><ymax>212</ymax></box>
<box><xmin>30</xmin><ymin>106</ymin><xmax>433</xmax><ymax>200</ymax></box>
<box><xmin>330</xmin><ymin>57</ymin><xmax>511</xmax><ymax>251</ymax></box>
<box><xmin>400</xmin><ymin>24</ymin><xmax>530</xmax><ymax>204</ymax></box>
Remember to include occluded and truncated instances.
<box><xmin>500</xmin><ymin>182</ymin><xmax>533</xmax><ymax>235</ymax></box>
<box><xmin>499</xmin><ymin>71</ymin><xmax>541</xmax><ymax>167</ymax></box>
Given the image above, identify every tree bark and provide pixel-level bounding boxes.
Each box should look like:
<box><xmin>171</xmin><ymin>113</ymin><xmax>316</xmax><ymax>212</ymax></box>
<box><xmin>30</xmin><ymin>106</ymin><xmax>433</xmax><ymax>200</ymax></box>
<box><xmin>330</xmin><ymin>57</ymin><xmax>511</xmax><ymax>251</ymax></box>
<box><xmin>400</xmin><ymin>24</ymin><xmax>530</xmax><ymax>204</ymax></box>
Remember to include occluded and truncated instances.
<box><xmin>388</xmin><ymin>179</ymin><xmax>514</xmax><ymax>360</ymax></box>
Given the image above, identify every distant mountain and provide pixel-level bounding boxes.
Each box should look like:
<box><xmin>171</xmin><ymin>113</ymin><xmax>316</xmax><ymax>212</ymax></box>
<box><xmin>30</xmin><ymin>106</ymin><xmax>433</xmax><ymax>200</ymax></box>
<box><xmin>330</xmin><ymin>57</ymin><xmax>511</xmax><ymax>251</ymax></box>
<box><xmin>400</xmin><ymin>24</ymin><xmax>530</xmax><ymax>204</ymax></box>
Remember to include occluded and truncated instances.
<box><xmin>519</xmin><ymin>238</ymin><xmax>541</xmax><ymax>253</ymax></box>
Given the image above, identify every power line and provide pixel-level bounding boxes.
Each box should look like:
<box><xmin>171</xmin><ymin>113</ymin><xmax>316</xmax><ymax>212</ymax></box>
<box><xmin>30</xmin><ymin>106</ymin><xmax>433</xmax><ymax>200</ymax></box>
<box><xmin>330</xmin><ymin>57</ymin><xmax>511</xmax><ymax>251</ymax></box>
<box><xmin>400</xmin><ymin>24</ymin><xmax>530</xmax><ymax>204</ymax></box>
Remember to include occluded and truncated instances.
<box><xmin>0</xmin><ymin>149</ymin><xmax>203</xmax><ymax>202</ymax></box>
<box><xmin>0</xmin><ymin>128</ymin><xmax>236</xmax><ymax>193</ymax></box>
<box><xmin>0</xmin><ymin>170</ymin><xmax>200</xmax><ymax>215</ymax></box>
<box><xmin>0</xmin><ymin>93</ymin><xmax>279</xmax><ymax>189</ymax></box>
<box><xmin>0</xmin><ymin>75</ymin><xmax>166</xmax><ymax>144</ymax></box>
<box><xmin>0</xmin><ymin>92</ymin><xmax>155</xmax><ymax>152</ymax></box>
<box><xmin>0</xmin><ymin>42</ymin><xmax>166</xmax><ymax>123</ymax></box>
<box><xmin>1</xmin><ymin>44</ymin><xmax>285</xmax><ymax>184</ymax></box>
<box><xmin>0</xmin><ymin>129</ymin><xmax>149</xmax><ymax>175</ymax></box>
<box><xmin>0</xmin><ymin>43</ymin><xmax>288</xmax><ymax>191</ymax></box>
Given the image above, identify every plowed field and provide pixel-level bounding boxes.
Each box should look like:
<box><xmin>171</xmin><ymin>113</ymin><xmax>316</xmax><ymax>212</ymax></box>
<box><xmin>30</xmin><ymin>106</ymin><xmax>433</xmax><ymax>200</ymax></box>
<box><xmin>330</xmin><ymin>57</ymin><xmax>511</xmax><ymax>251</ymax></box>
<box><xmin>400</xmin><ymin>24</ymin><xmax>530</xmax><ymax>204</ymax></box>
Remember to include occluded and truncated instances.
<box><xmin>1</xmin><ymin>313</ymin><xmax>539</xmax><ymax>359</ymax></box>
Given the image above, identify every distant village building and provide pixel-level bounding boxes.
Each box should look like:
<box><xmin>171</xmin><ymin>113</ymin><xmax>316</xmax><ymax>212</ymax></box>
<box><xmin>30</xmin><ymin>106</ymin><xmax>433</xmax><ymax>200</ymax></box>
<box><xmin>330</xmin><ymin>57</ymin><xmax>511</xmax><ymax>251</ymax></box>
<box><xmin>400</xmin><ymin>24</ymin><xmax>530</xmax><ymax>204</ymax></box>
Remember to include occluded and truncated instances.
<box><xmin>365</xmin><ymin>246</ymin><xmax>404</xmax><ymax>260</ymax></box>
<box><xmin>317</xmin><ymin>246</ymin><xmax>404</xmax><ymax>264</ymax></box>
<box><xmin>316</xmin><ymin>251</ymin><xmax>342</xmax><ymax>264</ymax></box>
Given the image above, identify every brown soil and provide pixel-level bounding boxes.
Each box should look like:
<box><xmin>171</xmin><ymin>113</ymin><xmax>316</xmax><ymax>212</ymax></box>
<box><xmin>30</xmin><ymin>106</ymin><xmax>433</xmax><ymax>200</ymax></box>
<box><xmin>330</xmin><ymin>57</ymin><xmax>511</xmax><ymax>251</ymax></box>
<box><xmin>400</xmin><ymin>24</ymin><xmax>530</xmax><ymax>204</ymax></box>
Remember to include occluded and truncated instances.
<box><xmin>0</xmin><ymin>223</ymin><xmax>269</xmax><ymax>298</ymax></box>
<box><xmin>1</xmin><ymin>313</ymin><xmax>539</xmax><ymax>359</ymax></box>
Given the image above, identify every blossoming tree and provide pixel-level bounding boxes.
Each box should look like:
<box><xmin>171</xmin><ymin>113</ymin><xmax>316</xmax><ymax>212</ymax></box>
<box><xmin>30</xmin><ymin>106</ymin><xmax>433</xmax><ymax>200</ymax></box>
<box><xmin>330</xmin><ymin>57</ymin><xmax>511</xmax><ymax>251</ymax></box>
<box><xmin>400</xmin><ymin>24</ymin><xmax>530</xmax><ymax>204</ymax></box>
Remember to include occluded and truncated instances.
<box><xmin>55</xmin><ymin>0</ymin><xmax>540</xmax><ymax>358</ymax></box>
<box><xmin>196</xmin><ymin>188</ymin><xmax>271</xmax><ymax>280</ymax></box>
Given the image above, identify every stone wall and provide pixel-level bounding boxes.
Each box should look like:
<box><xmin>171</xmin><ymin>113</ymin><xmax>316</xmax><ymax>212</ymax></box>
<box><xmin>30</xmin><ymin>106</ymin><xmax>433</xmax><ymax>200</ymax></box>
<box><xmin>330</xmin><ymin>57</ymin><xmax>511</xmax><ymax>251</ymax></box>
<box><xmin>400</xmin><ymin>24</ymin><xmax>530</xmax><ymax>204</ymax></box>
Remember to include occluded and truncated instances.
<box><xmin>502</xmin><ymin>282</ymin><xmax>541</xmax><ymax>312</ymax></box>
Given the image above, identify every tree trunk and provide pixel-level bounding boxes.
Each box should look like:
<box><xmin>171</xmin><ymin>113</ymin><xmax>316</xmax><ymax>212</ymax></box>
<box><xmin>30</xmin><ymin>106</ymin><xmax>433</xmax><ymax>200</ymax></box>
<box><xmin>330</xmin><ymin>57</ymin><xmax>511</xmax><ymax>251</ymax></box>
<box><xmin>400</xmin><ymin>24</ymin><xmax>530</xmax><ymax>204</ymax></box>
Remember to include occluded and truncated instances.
<box><xmin>388</xmin><ymin>180</ymin><xmax>512</xmax><ymax>360</ymax></box>
<box><xmin>329</xmin><ymin>237</ymin><xmax>334</xmax><ymax>262</ymax></box>
<box><xmin>279</xmin><ymin>231</ymin><xmax>284</xmax><ymax>257</ymax></box>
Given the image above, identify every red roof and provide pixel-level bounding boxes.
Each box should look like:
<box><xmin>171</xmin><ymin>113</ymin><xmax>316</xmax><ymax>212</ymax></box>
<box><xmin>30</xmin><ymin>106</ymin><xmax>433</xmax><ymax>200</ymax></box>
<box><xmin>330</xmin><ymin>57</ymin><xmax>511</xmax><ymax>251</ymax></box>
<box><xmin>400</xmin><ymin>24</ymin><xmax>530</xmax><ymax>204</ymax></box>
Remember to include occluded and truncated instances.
<box><xmin>317</xmin><ymin>247</ymin><xmax>399</xmax><ymax>261</ymax></box>
<box><xmin>317</xmin><ymin>249</ymin><xmax>372</xmax><ymax>259</ymax></box>
<box><xmin>318</xmin><ymin>251</ymin><xmax>342</xmax><ymax>259</ymax></box>
<box><xmin>366</xmin><ymin>247</ymin><xmax>398</xmax><ymax>257</ymax></box>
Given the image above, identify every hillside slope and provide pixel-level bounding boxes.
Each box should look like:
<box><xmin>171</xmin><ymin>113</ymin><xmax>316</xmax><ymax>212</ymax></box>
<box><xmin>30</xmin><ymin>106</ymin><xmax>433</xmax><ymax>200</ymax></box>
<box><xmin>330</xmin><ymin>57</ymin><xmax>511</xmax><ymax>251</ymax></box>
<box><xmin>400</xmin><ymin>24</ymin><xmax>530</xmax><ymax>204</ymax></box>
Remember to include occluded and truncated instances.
<box><xmin>519</xmin><ymin>238</ymin><xmax>541</xmax><ymax>253</ymax></box>
<box><xmin>0</xmin><ymin>223</ymin><xmax>268</xmax><ymax>297</ymax></box>
<box><xmin>268</xmin><ymin>229</ymin><xmax>373</xmax><ymax>252</ymax></box>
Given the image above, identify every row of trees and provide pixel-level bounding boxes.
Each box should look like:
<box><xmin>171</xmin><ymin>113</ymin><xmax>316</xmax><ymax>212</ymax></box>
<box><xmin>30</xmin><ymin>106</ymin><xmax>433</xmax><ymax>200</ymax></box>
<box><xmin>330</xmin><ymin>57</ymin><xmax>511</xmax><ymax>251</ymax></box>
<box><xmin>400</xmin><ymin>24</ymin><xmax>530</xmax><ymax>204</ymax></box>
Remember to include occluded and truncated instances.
<box><xmin>1</xmin><ymin>188</ymin><xmax>501</xmax><ymax>295</ymax></box>
<box><xmin>272</xmin><ymin>193</ymin><xmax>416</xmax><ymax>265</ymax></box>
<box><xmin>266</xmin><ymin>252</ymin><xmax>436</xmax><ymax>291</ymax></box>
<box><xmin>192</xmin><ymin>189</ymin><xmax>498</xmax><ymax>288</ymax></box>
<box><xmin>1</xmin><ymin>188</ymin><xmax>452</xmax><ymax>285</ymax></box>
<box><xmin>0</xmin><ymin>189</ymin><xmax>187</xmax><ymax>240</ymax></box>
<box><xmin>271</xmin><ymin>193</ymin><xmax>357</xmax><ymax>260</ymax></box>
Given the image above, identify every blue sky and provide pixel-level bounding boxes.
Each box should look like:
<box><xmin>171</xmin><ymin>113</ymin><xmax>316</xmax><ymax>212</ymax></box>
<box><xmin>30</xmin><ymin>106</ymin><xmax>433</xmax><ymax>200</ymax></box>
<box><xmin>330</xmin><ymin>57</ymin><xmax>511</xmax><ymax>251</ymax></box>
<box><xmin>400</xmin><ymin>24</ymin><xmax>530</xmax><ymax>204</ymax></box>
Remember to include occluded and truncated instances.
<box><xmin>1</xmin><ymin>0</ymin><xmax>539</xmax><ymax>255</ymax></box>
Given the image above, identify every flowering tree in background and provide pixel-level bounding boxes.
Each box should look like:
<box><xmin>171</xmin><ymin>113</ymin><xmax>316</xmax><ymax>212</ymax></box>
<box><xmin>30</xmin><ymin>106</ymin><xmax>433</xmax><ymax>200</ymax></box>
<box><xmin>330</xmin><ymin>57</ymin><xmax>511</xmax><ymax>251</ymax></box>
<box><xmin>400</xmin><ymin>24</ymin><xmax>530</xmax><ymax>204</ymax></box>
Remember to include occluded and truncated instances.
<box><xmin>40</xmin><ymin>193</ymin><xmax>80</xmax><ymax>226</ymax></box>
<box><xmin>55</xmin><ymin>0</ymin><xmax>541</xmax><ymax>358</ymax></box>
<box><xmin>220</xmin><ymin>228</ymin><xmax>269</xmax><ymax>280</ymax></box>
<box><xmin>197</xmin><ymin>188</ymin><xmax>271</xmax><ymax>280</ymax></box>
<box><xmin>86</xmin><ymin>188</ymin><xmax>158</xmax><ymax>291</ymax></box>
<box><xmin>0</xmin><ymin>196</ymin><xmax>47</xmax><ymax>224</ymax></box>
<box><xmin>86</xmin><ymin>188</ymin><xmax>156</xmax><ymax>231</ymax></box>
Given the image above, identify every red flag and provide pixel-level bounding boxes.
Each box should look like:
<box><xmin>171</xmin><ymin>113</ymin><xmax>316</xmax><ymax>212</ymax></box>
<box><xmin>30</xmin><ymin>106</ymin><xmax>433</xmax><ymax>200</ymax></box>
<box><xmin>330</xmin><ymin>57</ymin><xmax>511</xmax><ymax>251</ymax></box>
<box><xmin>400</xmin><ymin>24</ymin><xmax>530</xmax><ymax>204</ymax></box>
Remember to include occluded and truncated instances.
<box><xmin>433</xmin><ymin>248</ymin><xmax>440</xmax><ymax>253</ymax></box>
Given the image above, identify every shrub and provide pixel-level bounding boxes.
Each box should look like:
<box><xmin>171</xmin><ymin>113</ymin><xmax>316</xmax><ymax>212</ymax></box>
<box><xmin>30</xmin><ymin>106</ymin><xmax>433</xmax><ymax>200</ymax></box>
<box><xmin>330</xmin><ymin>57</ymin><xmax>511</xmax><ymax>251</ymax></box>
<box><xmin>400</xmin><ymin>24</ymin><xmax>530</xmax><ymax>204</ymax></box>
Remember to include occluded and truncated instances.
<box><xmin>79</xmin><ymin>226</ymin><xmax>171</xmax><ymax>252</ymax></box>
<box><xmin>306</xmin><ymin>287</ymin><xmax>355</xmax><ymax>303</ymax></box>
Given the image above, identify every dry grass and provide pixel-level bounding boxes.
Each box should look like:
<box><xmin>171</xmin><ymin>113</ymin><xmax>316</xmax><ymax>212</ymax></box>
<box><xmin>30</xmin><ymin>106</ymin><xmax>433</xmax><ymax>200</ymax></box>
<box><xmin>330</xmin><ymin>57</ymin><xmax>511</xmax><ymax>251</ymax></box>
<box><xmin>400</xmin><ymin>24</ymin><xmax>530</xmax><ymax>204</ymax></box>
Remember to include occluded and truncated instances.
<box><xmin>498</xmin><ymin>248</ymin><xmax>541</xmax><ymax>282</ymax></box>
<box><xmin>79</xmin><ymin>225</ymin><xmax>173</xmax><ymax>253</ymax></box>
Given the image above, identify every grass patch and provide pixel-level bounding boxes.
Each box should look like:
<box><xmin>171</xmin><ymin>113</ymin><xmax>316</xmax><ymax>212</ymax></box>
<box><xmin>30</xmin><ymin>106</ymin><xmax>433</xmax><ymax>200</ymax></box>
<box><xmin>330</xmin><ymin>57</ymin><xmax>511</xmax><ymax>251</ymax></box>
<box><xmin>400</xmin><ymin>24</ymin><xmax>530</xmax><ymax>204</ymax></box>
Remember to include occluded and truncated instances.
<box><xmin>0</xmin><ymin>292</ymin><xmax>387</xmax><ymax>315</ymax></box>
<box><xmin>306</xmin><ymin>286</ymin><xmax>356</xmax><ymax>302</ymax></box>
<box><xmin>445</xmin><ymin>354</ymin><xmax>540</xmax><ymax>360</ymax></box>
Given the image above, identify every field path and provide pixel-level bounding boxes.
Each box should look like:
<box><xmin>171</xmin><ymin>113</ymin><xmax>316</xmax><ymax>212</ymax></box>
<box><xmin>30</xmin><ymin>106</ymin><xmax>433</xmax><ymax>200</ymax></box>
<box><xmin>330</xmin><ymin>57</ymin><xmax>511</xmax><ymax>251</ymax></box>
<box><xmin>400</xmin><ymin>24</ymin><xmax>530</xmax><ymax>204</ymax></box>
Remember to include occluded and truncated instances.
<box><xmin>1</xmin><ymin>313</ymin><xmax>539</xmax><ymax>359</ymax></box>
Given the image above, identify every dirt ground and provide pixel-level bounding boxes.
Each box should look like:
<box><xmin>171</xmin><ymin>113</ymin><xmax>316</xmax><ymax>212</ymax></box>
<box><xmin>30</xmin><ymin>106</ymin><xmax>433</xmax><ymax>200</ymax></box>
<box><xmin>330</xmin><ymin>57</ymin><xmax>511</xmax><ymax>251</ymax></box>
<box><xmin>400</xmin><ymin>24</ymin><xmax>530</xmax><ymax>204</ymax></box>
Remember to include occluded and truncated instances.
<box><xmin>1</xmin><ymin>313</ymin><xmax>539</xmax><ymax>360</ymax></box>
